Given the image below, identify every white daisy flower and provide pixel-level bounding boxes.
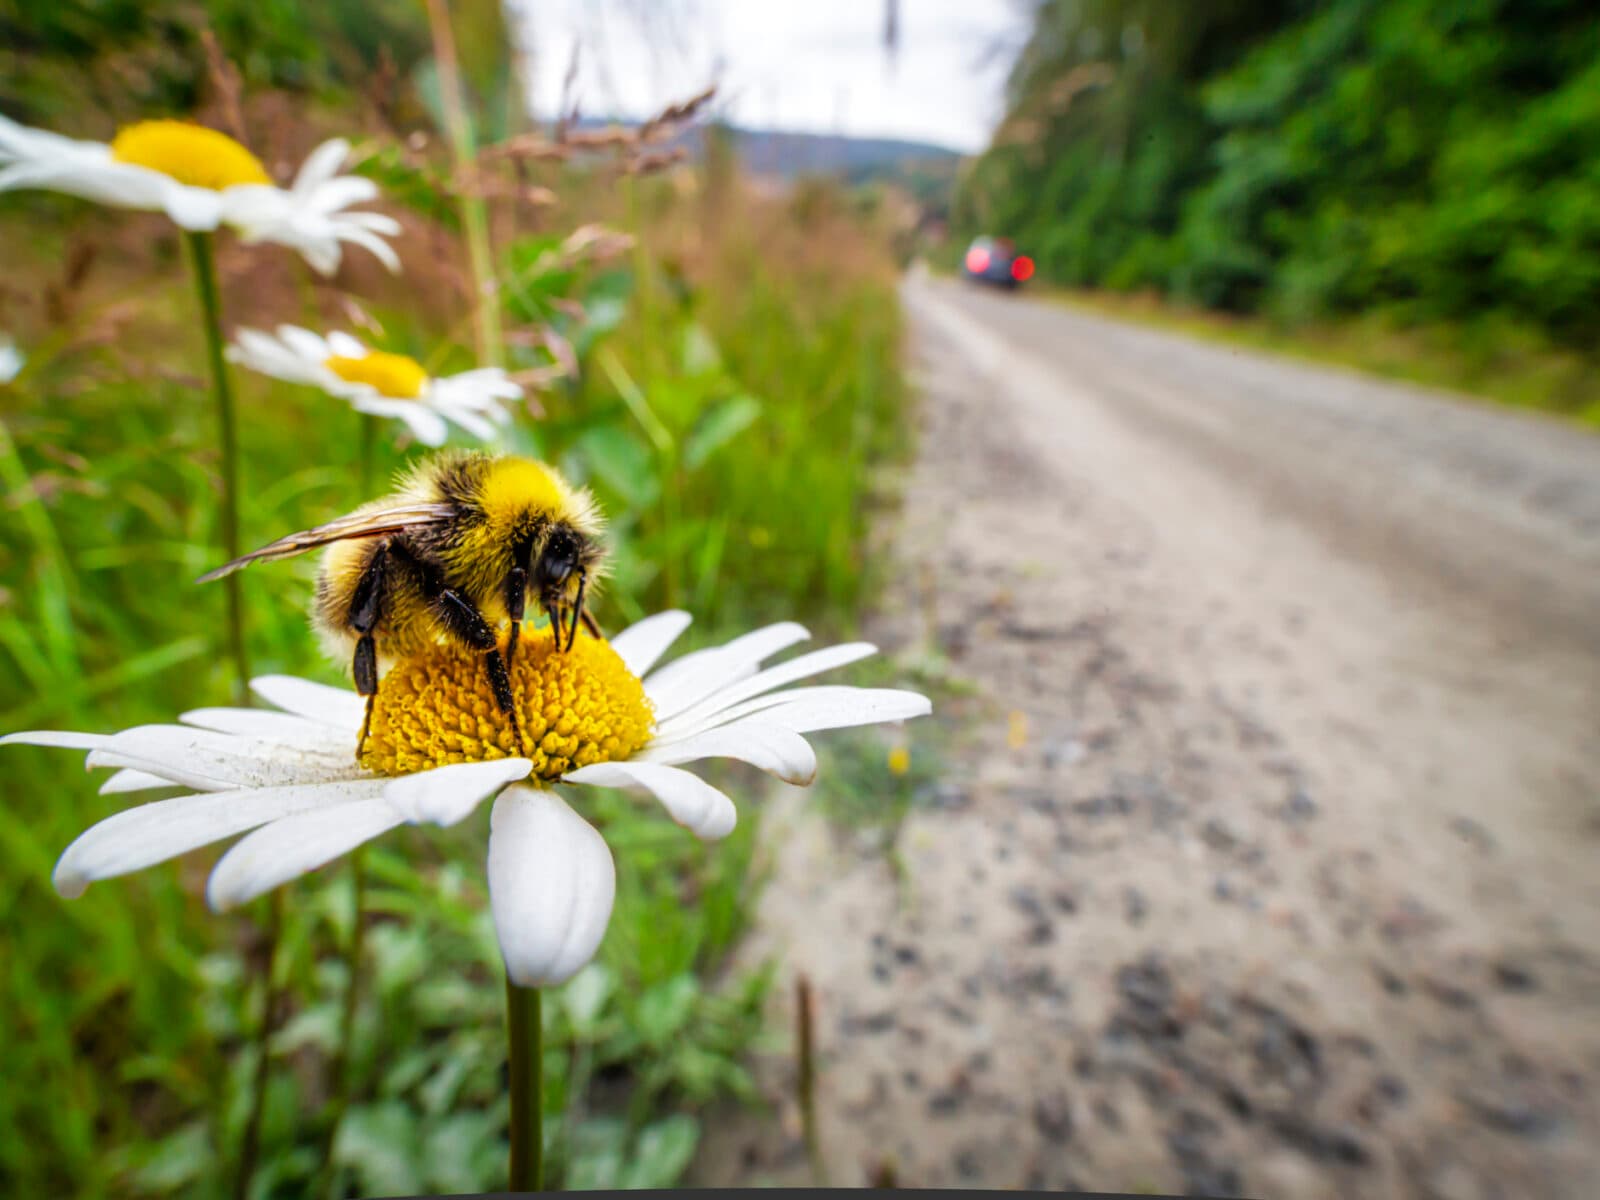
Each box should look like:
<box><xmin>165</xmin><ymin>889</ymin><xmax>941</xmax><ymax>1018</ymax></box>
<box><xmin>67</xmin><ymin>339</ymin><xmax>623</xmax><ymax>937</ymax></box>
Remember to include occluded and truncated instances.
<box><xmin>226</xmin><ymin>325</ymin><xmax>520</xmax><ymax>446</ymax></box>
<box><xmin>0</xmin><ymin>335</ymin><xmax>22</xmax><ymax>384</ymax></box>
<box><xmin>3</xmin><ymin>612</ymin><xmax>930</xmax><ymax>986</ymax></box>
<box><xmin>0</xmin><ymin>117</ymin><xmax>400</xmax><ymax>276</ymax></box>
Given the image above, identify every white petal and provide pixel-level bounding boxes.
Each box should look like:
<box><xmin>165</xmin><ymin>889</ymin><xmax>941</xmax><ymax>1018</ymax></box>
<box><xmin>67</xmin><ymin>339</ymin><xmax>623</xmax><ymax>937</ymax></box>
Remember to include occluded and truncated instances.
<box><xmin>297</xmin><ymin>238</ymin><xmax>343</xmax><ymax>277</ymax></box>
<box><xmin>339</xmin><ymin>211</ymin><xmax>402</xmax><ymax>236</ymax></box>
<box><xmin>487</xmin><ymin>786</ymin><xmax>616</xmax><ymax>986</ymax></box>
<box><xmin>655</xmin><ymin>642</ymin><xmax>877</xmax><ymax>736</ymax></box>
<box><xmin>0</xmin><ymin>729</ymin><xmax>107</xmax><ymax>750</ymax></box>
<box><xmin>306</xmin><ymin>176</ymin><xmax>377</xmax><ymax>213</ymax></box>
<box><xmin>85</xmin><ymin>725</ymin><xmax>358</xmax><ymax>791</ymax></box>
<box><xmin>277</xmin><ymin>326</ymin><xmax>331</xmax><ymax>362</ymax></box>
<box><xmin>178</xmin><ymin>706</ymin><xmax>354</xmax><ymax>753</ymax></box>
<box><xmin>638</xmin><ymin>719</ymin><xmax>817</xmax><ymax>785</ymax></box>
<box><xmin>607</xmin><ymin>610</ymin><xmax>692</xmax><ymax>677</ymax></box>
<box><xmin>355</xmin><ymin>399</ymin><xmax>448</xmax><ymax>446</ymax></box>
<box><xmin>100</xmin><ymin>769</ymin><xmax>175</xmax><ymax>795</ymax></box>
<box><xmin>644</xmin><ymin>622</ymin><xmax>812</xmax><ymax>719</ymax></box>
<box><xmin>336</xmin><ymin>224</ymin><xmax>401</xmax><ymax>273</ymax></box>
<box><xmin>563</xmin><ymin>761</ymin><xmax>737</xmax><ymax>840</ymax></box>
<box><xmin>382</xmin><ymin>758</ymin><xmax>531</xmax><ymax>826</ymax></box>
<box><xmin>251</xmin><ymin>675</ymin><xmax>366</xmax><ymax>731</ymax></box>
<box><xmin>158</xmin><ymin>183</ymin><xmax>224</xmax><ymax>231</ymax></box>
<box><xmin>54</xmin><ymin>778</ymin><xmax>387</xmax><ymax>899</ymax></box>
<box><xmin>661</xmin><ymin>686</ymin><xmax>934</xmax><ymax>741</ymax></box>
<box><xmin>325</xmin><ymin>331</ymin><xmax>366</xmax><ymax>358</ymax></box>
<box><xmin>207</xmin><ymin>795</ymin><xmax>403</xmax><ymax>910</ymax></box>
<box><xmin>437</xmin><ymin>403</ymin><xmax>498</xmax><ymax>441</ymax></box>
<box><xmin>294</xmin><ymin>139</ymin><xmax>350</xmax><ymax>191</ymax></box>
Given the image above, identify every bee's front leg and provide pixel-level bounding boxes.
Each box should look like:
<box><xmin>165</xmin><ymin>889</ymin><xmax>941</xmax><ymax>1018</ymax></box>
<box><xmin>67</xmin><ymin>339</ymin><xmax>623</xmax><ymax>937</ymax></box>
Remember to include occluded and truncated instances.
<box><xmin>504</xmin><ymin>564</ymin><xmax>528</xmax><ymax>671</ymax></box>
<box><xmin>435</xmin><ymin>588</ymin><xmax>526</xmax><ymax>754</ymax></box>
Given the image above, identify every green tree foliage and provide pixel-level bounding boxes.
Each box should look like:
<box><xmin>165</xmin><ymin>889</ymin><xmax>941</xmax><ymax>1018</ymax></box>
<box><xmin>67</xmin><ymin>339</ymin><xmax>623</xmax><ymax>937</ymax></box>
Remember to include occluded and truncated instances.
<box><xmin>958</xmin><ymin>0</ymin><xmax>1600</xmax><ymax>346</ymax></box>
<box><xmin>0</xmin><ymin>0</ymin><xmax>433</xmax><ymax>123</ymax></box>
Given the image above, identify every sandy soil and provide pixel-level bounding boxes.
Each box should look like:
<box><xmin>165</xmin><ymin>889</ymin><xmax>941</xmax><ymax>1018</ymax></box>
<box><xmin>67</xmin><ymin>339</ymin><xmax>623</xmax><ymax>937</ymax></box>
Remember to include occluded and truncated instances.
<box><xmin>691</xmin><ymin>270</ymin><xmax>1600</xmax><ymax>1198</ymax></box>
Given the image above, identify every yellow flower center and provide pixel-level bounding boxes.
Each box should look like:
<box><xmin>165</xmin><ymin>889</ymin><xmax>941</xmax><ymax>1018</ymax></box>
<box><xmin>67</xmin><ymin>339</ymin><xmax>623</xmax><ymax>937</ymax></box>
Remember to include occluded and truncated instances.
<box><xmin>325</xmin><ymin>351</ymin><xmax>429</xmax><ymax>399</ymax></box>
<box><xmin>109</xmin><ymin>120</ymin><xmax>272</xmax><ymax>190</ymax></box>
<box><xmin>360</xmin><ymin>627</ymin><xmax>654</xmax><ymax>780</ymax></box>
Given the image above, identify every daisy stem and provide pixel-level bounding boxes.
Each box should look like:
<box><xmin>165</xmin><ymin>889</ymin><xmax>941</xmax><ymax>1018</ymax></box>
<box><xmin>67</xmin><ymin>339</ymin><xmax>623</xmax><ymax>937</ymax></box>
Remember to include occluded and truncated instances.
<box><xmin>317</xmin><ymin>849</ymin><xmax>368</xmax><ymax>1196</ymax></box>
<box><xmin>235</xmin><ymin>889</ymin><xmax>285</xmax><ymax>1200</ymax></box>
<box><xmin>505</xmin><ymin>980</ymin><xmax>544</xmax><ymax>1191</ymax></box>
<box><xmin>184</xmin><ymin>230</ymin><xmax>252</xmax><ymax>706</ymax></box>
<box><xmin>357</xmin><ymin>410</ymin><xmax>378</xmax><ymax>496</ymax></box>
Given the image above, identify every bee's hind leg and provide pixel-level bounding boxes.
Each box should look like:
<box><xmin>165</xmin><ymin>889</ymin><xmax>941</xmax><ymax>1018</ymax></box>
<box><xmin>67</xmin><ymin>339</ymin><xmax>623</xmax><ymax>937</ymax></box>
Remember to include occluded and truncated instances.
<box><xmin>354</xmin><ymin>636</ymin><xmax>378</xmax><ymax>757</ymax></box>
<box><xmin>348</xmin><ymin>544</ymin><xmax>389</xmax><ymax>761</ymax></box>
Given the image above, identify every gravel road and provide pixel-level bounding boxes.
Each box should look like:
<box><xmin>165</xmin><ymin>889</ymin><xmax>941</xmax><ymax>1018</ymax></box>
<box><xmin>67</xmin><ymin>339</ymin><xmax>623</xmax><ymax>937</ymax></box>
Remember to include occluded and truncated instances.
<box><xmin>693</xmin><ymin>270</ymin><xmax>1600</xmax><ymax>1197</ymax></box>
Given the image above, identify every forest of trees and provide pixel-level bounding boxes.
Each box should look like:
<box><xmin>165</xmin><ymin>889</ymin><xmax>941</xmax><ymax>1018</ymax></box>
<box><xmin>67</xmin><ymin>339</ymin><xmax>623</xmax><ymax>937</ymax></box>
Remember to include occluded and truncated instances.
<box><xmin>955</xmin><ymin>0</ymin><xmax>1600</xmax><ymax>348</ymax></box>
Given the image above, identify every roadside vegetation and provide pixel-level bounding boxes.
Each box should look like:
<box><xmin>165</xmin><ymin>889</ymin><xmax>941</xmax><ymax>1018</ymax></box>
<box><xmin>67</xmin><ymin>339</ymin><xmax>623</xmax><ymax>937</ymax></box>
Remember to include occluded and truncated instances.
<box><xmin>0</xmin><ymin>4</ymin><xmax>909</xmax><ymax>1195</ymax></box>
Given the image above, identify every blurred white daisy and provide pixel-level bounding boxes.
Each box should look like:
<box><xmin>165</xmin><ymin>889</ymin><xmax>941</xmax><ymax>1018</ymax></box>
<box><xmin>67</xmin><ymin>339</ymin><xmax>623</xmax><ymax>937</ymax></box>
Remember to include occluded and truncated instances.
<box><xmin>4</xmin><ymin>612</ymin><xmax>930</xmax><ymax>985</ymax></box>
<box><xmin>227</xmin><ymin>325</ymin><xmax>520</xmax><ymax>446</ymax></box>
<box><xmin>0</xmin><ymin>117</ymin><xmax>399</xmax><ymax>276</ymax></box>
<box><xmin>0</xmin><ymin>335</ymin><xmax>22</xmax><ymax>384</ymax></box>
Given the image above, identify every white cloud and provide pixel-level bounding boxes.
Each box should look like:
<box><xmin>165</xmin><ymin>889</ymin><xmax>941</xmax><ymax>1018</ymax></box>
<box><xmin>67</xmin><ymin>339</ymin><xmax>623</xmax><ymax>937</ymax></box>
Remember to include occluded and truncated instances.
<box><xmin>506</xmin><ymin>0</ymin><xmax>1025</xmax><ymax>153</ymax></box>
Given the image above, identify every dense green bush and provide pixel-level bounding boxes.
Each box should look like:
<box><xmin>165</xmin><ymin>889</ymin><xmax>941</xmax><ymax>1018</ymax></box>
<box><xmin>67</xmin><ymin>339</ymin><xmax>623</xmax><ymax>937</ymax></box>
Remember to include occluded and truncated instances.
<box><xmin>957</xmin><ymin>0</ymin><xmax>1600</xmax><ymax>350</ymax></box>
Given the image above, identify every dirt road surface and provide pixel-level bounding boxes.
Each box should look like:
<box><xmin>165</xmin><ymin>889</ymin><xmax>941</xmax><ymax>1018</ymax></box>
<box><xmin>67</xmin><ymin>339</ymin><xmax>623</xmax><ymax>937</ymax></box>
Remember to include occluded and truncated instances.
<box><xmin>693</xmin><ymin>270</ymin><xmax>1600</xmax><ymax>1198</ymax></box>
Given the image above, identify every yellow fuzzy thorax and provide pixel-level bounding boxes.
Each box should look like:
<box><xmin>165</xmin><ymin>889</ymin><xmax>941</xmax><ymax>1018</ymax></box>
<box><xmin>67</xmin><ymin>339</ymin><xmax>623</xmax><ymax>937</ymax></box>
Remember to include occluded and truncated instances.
<box><xmin>480</xmin><ymin>458</ymin><xmax>570</xmax><ymax>529</ymax></box>
<box><xmin>110</xmin><ymin>120</ymin><xmax>272</xmax><ymax>190</ymax></box>
<box><xmin>325</xmin><ymin>350</ymin><xmax>428</xmax><ymax>399</ymax></box>
<box><xmin>359</xmin><ymin>626</ymin><xmax>653</xmax><ymax>780</ymax></box>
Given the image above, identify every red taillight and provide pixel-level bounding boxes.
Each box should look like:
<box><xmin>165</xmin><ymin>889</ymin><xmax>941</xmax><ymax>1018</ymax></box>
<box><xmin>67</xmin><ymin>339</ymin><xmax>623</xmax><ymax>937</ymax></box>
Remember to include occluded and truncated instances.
<box><xmin>1011</xmin><ymin>255</ymin><xmax>1035</xmax><ymax>282</ymax></box>
<box><xmin>966</xmin><ymin>247</ymin><xmax>991</xmax><ymax>273</ymax></box>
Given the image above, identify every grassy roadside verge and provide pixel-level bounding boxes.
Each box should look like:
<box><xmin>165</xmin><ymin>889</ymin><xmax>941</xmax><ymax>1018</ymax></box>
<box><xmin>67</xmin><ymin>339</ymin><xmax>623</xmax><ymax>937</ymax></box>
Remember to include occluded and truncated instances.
<box><xmin>1035</xmin><ymin>284</ymin><xmax>1600</xmax><ymax>429</ymax></box>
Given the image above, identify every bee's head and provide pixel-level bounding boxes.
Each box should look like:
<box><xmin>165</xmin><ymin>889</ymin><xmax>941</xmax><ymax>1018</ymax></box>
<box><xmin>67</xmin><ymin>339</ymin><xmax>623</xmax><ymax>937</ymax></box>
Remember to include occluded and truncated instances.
<box><xmin>534</xmin><ymin>521</ymin><xmax>608</xmax><ymax>603</ymax></box>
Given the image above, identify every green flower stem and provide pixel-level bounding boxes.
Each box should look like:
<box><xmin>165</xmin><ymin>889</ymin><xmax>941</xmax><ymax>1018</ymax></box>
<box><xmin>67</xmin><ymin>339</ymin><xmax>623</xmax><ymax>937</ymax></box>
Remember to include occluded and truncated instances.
<box><xmin>357</xmin><ymin>410</ymin><xmax>378</xmax><ymax>496</ymax></box>
<box><xmin>184</xmin><ymin>231</ymin><xmax>251</xmax><ymax>705</ymax></box>
<box><xmin>506</xmin><ymin>980</ymin><xmax>544</xmax><ymax>1191</ymax></box>
<box><xmin>317</xmin><ymin>850</ymin><xmax>368</xmax><ymax>1197</ymax></box>
<box><xmin>234</xmin><ymin>890</ymin><xmax>285</xmax><ymax>1200</ymax></box>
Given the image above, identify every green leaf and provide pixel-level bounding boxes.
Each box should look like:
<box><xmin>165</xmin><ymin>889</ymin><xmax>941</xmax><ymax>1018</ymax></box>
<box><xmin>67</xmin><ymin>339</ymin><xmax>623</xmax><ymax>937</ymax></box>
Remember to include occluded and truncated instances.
<box><xmin>681</xmin><ymin>322</ymin><xmax>723</xmax><ymax>375</ymax></box>
<box><xmin>634</xmin><ymin>974</ymin><xmax>699</xmax><ymax>1046</ymax></box>
<box><xmin>683</xmin><ymin>395</ymin><xmax>761</xmax><ymax>471</ymax></box>
<box><xmin>423</xmin><ymin>1112</ymin><xmax>501</xmax><ymax>1193</ymax></box>
<box><xmin>565</xmin><ymin>1116</ymin><xmax>629</xmax><ymax>1190</ymax></box>
<box><xmin>335</xmin><ymin>1102</ymin><xmax>425</xmax><ymax>1198</ymax></box>
<box><xmin>128</xmin><ymin>1121</ymin><xmax>210</xmax><ymax>1192</ymax></box>
<box><xmin>576</xmin><ymin>424</ymin><xmax>660</xmax><ymax>510</ymax></box>
<box><xmin>621</xmin><ymin>1114</ymin><xmax>700</xmax><ymax>1188</ymax></box>
<box><xmin>563</xmin><ymin>962</ymin><xmax>614</xmax><ymax>1035</ymax></box>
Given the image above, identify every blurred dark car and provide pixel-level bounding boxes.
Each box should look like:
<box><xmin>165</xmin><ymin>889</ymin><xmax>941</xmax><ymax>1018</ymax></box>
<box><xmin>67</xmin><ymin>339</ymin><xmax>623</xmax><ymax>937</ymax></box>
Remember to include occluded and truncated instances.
<box><xmin>963</xmin><ymin>236</ymin><xmax>1034</xmax><ymax>290</ymax></box>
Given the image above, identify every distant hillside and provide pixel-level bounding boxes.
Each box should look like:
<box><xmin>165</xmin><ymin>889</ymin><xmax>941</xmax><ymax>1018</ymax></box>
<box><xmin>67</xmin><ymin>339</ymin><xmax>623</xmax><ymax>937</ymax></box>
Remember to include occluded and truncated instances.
<box><xmin>724</xmin><ymin>126</ymin><xmax>963</xmax><ymax>181</ymax></box>
<box><xmin>572</xmin><ymin>116</ymin><xmax>963</xmax><ymax>181</ymax></box>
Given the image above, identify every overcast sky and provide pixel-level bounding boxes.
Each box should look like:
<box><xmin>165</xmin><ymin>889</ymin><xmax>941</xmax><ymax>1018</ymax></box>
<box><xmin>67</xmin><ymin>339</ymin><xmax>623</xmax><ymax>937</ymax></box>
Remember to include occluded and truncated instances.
<box><xmin>505</xmin><ymin>0</ymin><xmax>1028</xmax><ymax>154</ymax></box>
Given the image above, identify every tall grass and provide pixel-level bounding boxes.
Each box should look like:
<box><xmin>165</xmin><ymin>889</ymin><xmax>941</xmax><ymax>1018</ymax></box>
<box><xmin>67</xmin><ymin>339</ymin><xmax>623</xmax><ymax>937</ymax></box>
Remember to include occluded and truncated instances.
<box><xmin>0</xmin><ymin>148</ymin><xmax>906</xmax><ymax>1194</ymax></box>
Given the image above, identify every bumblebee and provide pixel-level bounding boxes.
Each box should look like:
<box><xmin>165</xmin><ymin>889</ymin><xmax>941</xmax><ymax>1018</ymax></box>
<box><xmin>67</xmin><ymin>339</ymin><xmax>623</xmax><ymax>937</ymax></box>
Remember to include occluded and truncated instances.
<box><xmin>199</xmin><ymin>451</ymin><xmax>607</xmax><ymax>750</ymax></box>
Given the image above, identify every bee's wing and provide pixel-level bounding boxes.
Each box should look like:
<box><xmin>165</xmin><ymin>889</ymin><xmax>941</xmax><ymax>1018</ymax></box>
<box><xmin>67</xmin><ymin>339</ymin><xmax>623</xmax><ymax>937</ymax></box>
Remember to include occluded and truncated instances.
<box><xmin>195</xmin><ymin>503</ymin><xmax>455</xmax><ymax>583</ymax></box>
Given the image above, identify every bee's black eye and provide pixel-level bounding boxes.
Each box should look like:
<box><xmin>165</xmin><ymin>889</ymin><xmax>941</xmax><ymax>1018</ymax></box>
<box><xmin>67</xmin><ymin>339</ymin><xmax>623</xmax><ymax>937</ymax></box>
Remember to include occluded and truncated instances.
<box><xmin>535</xmin><ymin>530</ymin><xmax>578</xmax><ymax>588</ymax></box>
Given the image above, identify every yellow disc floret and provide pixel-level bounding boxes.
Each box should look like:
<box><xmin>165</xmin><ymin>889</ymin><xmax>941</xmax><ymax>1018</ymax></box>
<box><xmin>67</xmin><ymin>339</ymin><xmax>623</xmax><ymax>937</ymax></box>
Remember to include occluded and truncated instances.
<box><xmin>110</xmin><ymin>120</ymin><xmax>273</xmax><ymax>190</ymax></box>
<box><xmin>360</xmin><ymin>627</ymin><xmax>653</xmax><ymax>781</ymax></box>
<box><xmin>325</xmin><ymin>350</ymin><xmax>429</xmax><ymax>399</ymax></box>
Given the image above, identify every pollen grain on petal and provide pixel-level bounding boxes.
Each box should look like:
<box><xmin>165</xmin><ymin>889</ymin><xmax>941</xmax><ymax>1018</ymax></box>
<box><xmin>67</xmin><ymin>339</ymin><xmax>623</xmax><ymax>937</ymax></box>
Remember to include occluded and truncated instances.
<box><xmin>360</xmin><ymin>628</ymin><xmax>653</xmax><ymax>780</ymax></box>
<box><xmin>110</xmin><ymin>120</ymin><xmax>272</xmax><ymax>190</ymax></box>
<box><xmin>325</xmin><ymin>350</ymin><xmax>429</xmax><ymax>399</ymax></box>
